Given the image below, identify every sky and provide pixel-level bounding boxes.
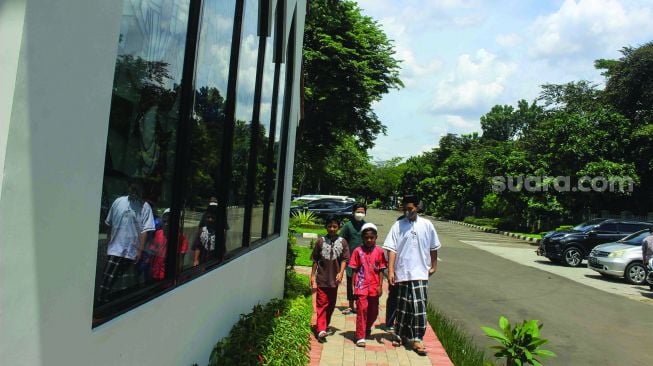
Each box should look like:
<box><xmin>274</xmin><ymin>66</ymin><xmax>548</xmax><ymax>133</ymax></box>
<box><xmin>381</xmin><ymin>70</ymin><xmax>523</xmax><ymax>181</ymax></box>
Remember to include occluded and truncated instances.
<box><xmin>355</xmin><ymin>0</ymin><xmax>653</xmax><ymax>162</ymax></box>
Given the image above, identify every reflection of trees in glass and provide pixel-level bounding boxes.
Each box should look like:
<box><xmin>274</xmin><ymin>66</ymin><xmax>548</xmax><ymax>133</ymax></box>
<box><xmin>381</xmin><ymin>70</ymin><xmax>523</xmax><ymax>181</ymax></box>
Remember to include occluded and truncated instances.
<box><xmin>186</xmin><ymin>86</ymin><xmax>225</xmax><ymax>208</ymax></box>
<box><xmin>107</xmin><ymin>55</ymin><xmax>179</xmax><ymax>202</ymax></box>
<box><xmin>230</xmin><ymin>120</ymin><xmax>268</xmax><ymax>205</ymax></box>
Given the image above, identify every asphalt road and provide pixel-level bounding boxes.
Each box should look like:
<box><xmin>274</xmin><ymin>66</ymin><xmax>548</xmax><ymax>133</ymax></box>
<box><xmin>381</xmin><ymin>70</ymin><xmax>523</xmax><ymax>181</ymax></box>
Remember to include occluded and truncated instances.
<box><xmin>364</xmin><ymin>209</ymin><xmax>653</xmax><ymax>366</ymax></box>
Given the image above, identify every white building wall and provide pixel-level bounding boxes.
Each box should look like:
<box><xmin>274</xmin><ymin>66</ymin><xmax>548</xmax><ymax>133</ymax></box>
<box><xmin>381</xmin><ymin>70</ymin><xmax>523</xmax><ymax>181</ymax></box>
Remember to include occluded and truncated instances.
<box><xmin>0</xmin><ymin>0</ymin><xmax>306</xmax><ymax>365</ymax></box>
<box><xmin>0</xmin><ymin>0</ymin><xmax>28</xmax><ymax>201</ymax></box>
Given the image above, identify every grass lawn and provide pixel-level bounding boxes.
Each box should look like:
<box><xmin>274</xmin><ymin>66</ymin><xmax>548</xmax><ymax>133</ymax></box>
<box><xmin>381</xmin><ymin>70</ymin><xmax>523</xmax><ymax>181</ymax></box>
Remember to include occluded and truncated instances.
<box><xmin>295</xmin><ymin>226</ymin><xmax>327</xmax><ymax>236</ymax></box>
<box><xmin>292</xmin><ymin>245</ymin><xmax>313</xmax><ymax>267</ymax></box>
<box><xmin>427</xmin><ymin>305</ymin><xmax>488</xmax><ymax>365</ymax></box>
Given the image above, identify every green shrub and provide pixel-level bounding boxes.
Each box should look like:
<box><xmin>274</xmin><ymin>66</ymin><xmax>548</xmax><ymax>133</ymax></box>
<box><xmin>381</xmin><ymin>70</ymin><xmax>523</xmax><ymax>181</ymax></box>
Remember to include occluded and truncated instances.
<box><xmin>289</xmin><ymin>211</ymin><xmax>318</xmax><ymax>228</ymax></box>
<box><xmin>481</xmin><ymin>316</ymin><xmax>556</xmax><ymax>366</ymax></box>
<box><xmin>284</xmin><ymin>271</ymin><xmax>311</xmax><ymax>299</ymax></box>
<box><xmin>208</xmin><ymin>273</ymin><xmax>312</xmax><ymax>366</ymax></box>
<box><xmin>464</xmin><ymin>216</ymin><xmax>501</xmax><ymax>228</ymax></box>
<box><xmin>368</xmin><ymin>199</ymin><xmax>382</xmax><ymax>208</ymax></box>
<box><xmin>286</xmin><ymin>230</ymin><xmax>298</xmax><ymax>278</ymax></box>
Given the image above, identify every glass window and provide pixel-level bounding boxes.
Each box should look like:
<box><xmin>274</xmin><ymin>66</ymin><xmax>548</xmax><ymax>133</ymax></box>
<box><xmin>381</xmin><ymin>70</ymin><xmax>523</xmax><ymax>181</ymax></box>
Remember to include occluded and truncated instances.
<box><xmin>597</xmin><ymin>223</ymin><xmax>619</xmax><ymax>232</ymax></box>
<box><xmin>251</xmin><ymin>6</ymin><xmax>277</xmax><ymax>243</ymax></box>
<box><xmin>226</xmin><ymin>0</ymin><xmax>259</xmax><ymax>248</ymax></box>
<box><xmin>92</xmin><ymin>0</ymin><xmax>295</xmax><ymax>324</ymax></box>
<box><xmin>178</xmin><ymin>0</ymin><xmax>236</xmax><ymax>271</ymax></box>
<box><xmin>94</xmin><ymin>0</ymin><xmax>190</xmax><ymax>310</ymax></box>
<box><xmin>620</xmin><ymin>223</ymin><xmax>648</xmax><ymax>233</ymax></box>
<box><xmin>267</xmin><ymin>24</ymin><xmax>286</xmax><ymax>235</ymax></box>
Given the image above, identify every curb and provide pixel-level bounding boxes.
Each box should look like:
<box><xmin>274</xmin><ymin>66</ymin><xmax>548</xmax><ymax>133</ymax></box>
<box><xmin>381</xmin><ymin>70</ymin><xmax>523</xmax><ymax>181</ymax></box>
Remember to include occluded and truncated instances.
<box><xmin>448</xmin><ymin>220</ymin><xmax>542</xmax><ymax>245</ymax></box>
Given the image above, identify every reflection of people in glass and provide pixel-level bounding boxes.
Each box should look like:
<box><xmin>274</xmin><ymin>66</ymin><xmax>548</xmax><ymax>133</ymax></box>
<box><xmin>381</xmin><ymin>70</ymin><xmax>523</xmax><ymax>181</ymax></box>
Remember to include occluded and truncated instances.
<box><xmin>98</xmin><ymin>180</ymin><xmax>155</xmax><ymax>303</ymax></box>
<box><xmin>192</xmin><ymin>208</ymin><xmax>217</xmax><ymax>266</ymax></box>
<box><xmin>197</xmin><ymin>196</ymin><xmax>228</xmax><ymax>262</ymax></box>
<box><xmin>148</xmin><ymin>208</ymin><xmax>188</xmax><ymax>279</ymax></box>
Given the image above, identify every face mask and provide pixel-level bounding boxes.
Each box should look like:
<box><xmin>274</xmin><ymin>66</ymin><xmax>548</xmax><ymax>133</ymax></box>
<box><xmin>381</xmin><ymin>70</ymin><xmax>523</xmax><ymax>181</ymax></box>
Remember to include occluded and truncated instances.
<box><xmin>404</xmin><ymin>210</ymin><xmax>417</xmax><ymax>220</ymax></box>
<box><xmin>354</xmin><ymin>212</ymin><xmax>365</xmax><ymax>221</ymax></box>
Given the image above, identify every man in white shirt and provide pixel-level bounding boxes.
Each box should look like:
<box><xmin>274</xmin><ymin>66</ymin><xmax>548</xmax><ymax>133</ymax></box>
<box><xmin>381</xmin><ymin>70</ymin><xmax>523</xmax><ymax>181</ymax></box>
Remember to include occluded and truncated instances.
<box><xmin>383</xmin><ymin>195</ymin><xmax>441</xmax><ymax>355</ymax></box>
<box><xmin>97</xmin><ymin>180</ymin><xmax>155</xmax><ymax>304</ymax></box>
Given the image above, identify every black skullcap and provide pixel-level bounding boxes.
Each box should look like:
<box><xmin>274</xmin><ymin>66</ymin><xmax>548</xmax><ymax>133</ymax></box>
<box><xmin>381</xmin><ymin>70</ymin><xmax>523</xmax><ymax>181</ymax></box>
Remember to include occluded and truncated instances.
<box><xmin>402</xmin><ymin>195</ymin><xmax>419</xmax><ymax>205</ymax></box>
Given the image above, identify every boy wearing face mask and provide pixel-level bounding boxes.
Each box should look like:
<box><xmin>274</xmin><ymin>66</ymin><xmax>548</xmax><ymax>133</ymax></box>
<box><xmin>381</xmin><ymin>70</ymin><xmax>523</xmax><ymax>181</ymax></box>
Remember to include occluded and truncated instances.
<box><xmin>339</xmin><ymin>203</ymin><xmax>367</xmax><ymax>314</ymax></box>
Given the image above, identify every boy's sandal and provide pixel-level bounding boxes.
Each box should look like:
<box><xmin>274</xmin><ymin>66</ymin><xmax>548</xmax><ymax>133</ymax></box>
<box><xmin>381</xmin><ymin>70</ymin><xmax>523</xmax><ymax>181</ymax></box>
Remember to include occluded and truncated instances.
<box><xmin>413</xmin><ymin>341</ymin><xmax>427</xmax><ymax>355</ymax></box>
<box><xmin>317</xmin><ymin>330</ymin><xmax>327</xmax><ymax>343</ymax></box>
<box><xmin>391</xmin><ymin>335</ymin><xmax>402</xmax><ymax>347</ymax></box>
<box><xmin>341</xmin><ymin>307</ymin><xmax>353</xmax><ymax>315</ymax></box>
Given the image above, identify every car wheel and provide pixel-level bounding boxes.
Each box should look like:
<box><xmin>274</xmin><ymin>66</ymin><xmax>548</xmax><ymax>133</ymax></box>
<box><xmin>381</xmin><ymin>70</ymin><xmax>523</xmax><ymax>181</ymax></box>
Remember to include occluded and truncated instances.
<box><xmin>624</xmin><ymin>262</ymin><xmax>646</xmax><ymax>285</ymax></box>
<box><xmin>563</xmin><ymin>246</ymin><xmax>584</xmax><ymax>267</ymax></box>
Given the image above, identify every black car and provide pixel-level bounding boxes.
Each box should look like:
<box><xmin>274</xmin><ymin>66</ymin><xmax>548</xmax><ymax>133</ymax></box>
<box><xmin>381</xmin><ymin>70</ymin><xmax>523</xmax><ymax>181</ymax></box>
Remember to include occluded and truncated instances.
<box><xmin>537</xmin><ymin>218</ymin><xmax>653</xmax><ymax>267</ymax></box>
<box><xmin>289</xmin><ymin>198</ymin><xmax>354</xmax><ymax>220</ymax></box>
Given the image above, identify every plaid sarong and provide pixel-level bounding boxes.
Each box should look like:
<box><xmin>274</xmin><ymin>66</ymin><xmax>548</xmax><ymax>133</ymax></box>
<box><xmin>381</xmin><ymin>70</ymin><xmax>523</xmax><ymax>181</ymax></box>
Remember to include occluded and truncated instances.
<box><xmin>394</xmin><ymin>280</ymin><xmax>429</xmax><ymax>341</ymax></box>
<box><xmin>98</xmin><ymin>255</ymin><xmax>134</xmax><ymax>302</ymax></box>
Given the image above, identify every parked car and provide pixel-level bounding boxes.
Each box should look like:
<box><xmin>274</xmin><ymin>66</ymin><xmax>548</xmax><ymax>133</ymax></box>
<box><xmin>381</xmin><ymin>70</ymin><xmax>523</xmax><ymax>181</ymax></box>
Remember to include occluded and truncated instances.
<box><xmin>537</xmin><ymin>219</ymin><xmax>653</xmax><ymax>267</ymax></box>
<box><xmin>293</xmin><ymin>194</ymin><xmax>355</xmax><ymax>203</ymax></box>
<box><xmin>289</xmin><ymin>198</ymin><xmax>354</xmax><ymax>220</ymax></box>
<box><xmin>587</xmin><ymin>229</ymin><xmax>651</xmax><ymax>285</ymax></box>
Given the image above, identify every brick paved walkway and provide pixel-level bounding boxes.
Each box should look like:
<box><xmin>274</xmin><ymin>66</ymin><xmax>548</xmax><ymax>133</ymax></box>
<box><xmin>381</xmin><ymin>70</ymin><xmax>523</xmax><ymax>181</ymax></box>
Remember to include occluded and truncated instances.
<box><xmin>296</xmin><ymin>266</ymin><xmax>453</xmax><ymax>366</ymax></box>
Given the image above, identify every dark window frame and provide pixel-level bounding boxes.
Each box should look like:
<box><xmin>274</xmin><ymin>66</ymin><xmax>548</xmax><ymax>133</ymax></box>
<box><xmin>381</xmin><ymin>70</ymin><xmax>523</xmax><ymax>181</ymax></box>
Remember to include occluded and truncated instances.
<box><xmin>93</xmin><ymin>0</ymin><xmax>293</xmax><ymax>327</ymax></box>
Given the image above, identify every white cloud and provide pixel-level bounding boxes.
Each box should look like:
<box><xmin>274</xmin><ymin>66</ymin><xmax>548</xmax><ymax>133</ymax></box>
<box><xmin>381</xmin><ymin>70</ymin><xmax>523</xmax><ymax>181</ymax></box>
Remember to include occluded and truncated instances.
<box><xmin>445</xmin><ymin>115</ymin><xmax>475</xmax><ymax>129</ymax></box>
<box><xmin>496</xmin><ymin>33</ymin><xmax>521</xmax><ymax>48</ymax></box>
<box><xmin>529</xmin><ymin>0</ymin><xmax>653</xmax><ymax>59</ymax></box>
<box><xmin>420</xmin><ymin>144</ymin><xmax>437</xmax><ymax>154</ymax></box>
<box><xmin>430</xmin><ymin>49</ymin><xmax>516</xmax><ymax>113</ymax></box>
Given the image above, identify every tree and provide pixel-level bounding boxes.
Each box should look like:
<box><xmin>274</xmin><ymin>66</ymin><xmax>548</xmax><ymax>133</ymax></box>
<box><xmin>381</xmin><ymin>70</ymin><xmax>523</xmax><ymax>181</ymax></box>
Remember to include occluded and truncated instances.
<box><xmin>596</xmin><ymin>42</ymin><xmax>653</xmax><ymax>124</ymax></box>
<box><xmin>366</xmin><ymin>157</ymin><xmax>405</xmax><ymax>203</ymax></box>
<box><xmin>320</xmin><ymin>135</ymin><xmax>372</xmax><ymax>196</ymax></box>
<box><xmin>296</xmin><ymin>0</ymin><xmax>403</xmax><ymax>193</ymax></box>
<box><xmin>597</xmin><ymin>42</ymin><xmax>653</xmax><ymax>212</ymax></box>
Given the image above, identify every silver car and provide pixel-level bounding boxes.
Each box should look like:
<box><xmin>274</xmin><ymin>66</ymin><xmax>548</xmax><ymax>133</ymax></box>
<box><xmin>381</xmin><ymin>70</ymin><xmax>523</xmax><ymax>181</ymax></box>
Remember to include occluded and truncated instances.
<box><xmin>588</xmin><ymin>230</ymin><xmax>650</xmax><ymax>285</ymax></box>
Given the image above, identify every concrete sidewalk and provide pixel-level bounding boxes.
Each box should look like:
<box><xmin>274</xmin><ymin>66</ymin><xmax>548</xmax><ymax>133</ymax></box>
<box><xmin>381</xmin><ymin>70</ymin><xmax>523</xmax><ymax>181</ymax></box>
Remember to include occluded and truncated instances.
<box><xmin>296</xmin><ymin>266</ymin><xmax>453</xmax><ymax>366</ymax></box>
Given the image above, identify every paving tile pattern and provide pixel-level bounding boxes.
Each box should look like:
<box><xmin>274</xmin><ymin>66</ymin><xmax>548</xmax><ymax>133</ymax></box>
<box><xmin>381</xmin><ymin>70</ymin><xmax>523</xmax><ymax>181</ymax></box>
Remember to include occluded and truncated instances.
<box><xmin>296</xmin><ymin>266</ymin><xmax>453</xmax><ymax>366</ymax></box>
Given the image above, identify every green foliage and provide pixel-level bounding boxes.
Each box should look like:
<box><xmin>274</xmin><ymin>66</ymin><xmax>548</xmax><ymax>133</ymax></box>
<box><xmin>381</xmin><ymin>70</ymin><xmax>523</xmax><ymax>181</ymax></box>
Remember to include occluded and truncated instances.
<box><xmin>598</xmin><ymin>42</ymin><xmax>653</xmax><ymax>125</ymax></box>
<box><xmin>367</xmin><ymin>199</ymin><xmax>382</xmax><ymax>208</ymax></box>
<box><xmin>364</xmin><ymin>157</ymin><xmax>406</xmax><ymax>201</ymax></box>
<box><xmin>208</xmin><ymin>273</ymin><xmax>312</xmax><ymax>366</ymax></box>
<box><xmin>292</xmin><ymin>245</ymin><xmax>313</xmax><ymax>267</ymax></box>
<box><xmin>427</xmin><ymin>305</ymin><xmax>487</xmax><ymax>366</ymax></box>
<box><xmin>289</xmin><ymin>211</ymin><xmax>319</xmax><ymax>228</ymax></box>
<box><xmin>482</xmin><ymin>316</ymin><xmax>556</xmax><ymax>366</ymax></box>
<box><xmin>464</xmin><ymin>216</ymin><xmax>501</xmax><ymax>228</ymax></box>
<box><xmin>286</xmin><ymin>229</ymin><xmax>298</xmax><ymax>279</ymax></box>
<box><xmin>294</xmin><ymin>225</ymin><xmax>327</xmax><ymax>236</ymax></box>
<box><xmin>295</xmin><ymin>0</ymin><xmax>403</xmax><ymax>194</ymax></box>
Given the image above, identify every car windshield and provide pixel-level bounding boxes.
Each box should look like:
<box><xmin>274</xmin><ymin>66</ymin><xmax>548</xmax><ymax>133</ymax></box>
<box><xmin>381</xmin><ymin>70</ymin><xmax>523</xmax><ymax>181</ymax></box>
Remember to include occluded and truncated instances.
<box><xmin>572</xmin><ymin>218</ymin><xmax>606</xmax><ymax>231</ymax></box>
<box><xmin>617</xmin><ymin>230</ymin><xmax>651</xmax><ymax>245</ymax></box>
